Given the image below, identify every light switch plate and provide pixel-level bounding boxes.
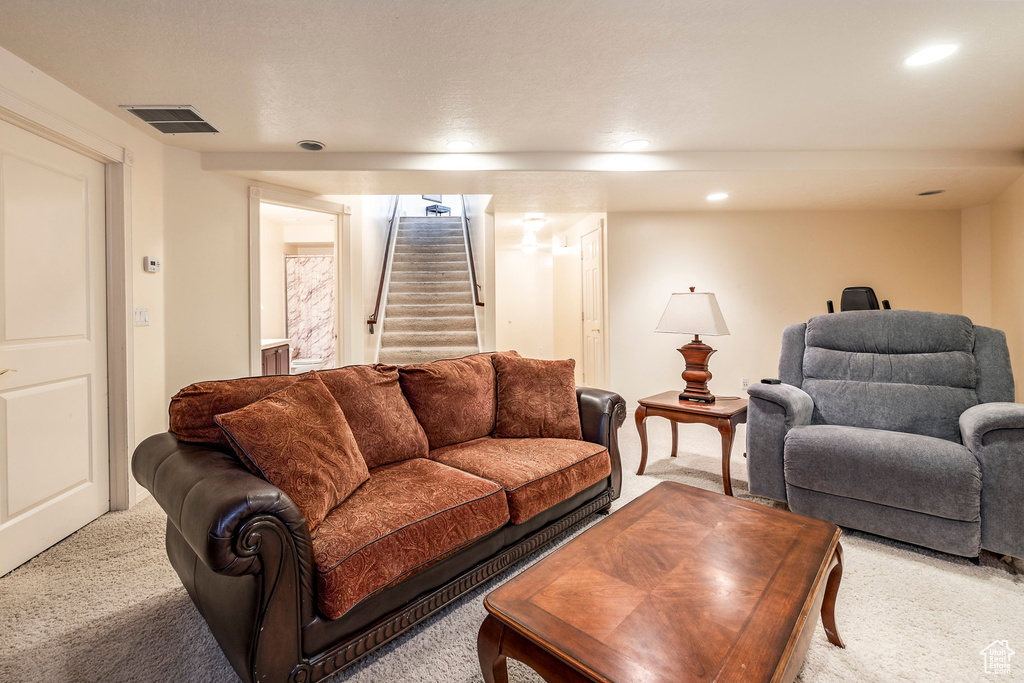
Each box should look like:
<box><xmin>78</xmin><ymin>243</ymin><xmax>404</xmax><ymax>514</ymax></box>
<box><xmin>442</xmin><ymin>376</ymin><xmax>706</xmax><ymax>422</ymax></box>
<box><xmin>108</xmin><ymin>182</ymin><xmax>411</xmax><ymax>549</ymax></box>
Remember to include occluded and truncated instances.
<box><xmin>134</xmin><ymin>307</ymin><xmax>150</xmax><ymax>327</ymax></box>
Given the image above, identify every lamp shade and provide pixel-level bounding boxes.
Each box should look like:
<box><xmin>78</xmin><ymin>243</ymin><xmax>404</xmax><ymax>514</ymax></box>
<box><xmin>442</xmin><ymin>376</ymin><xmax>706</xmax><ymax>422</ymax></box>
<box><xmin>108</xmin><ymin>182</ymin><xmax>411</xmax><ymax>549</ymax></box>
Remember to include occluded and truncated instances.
<box><xmin>655</xmin><ymin>291</ymin><xmax>730</xmax><ymax>336</ymax></box>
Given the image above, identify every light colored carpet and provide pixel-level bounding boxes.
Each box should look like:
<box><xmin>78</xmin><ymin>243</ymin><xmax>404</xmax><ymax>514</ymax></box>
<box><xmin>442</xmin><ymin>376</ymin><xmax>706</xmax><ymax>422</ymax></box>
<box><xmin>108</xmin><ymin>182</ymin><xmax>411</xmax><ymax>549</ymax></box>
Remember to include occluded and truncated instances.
<box><xmin>377</xmin><ymin>217</ymin><xmax>480</xmax><ymax>365</ymax></box>
<box><xmin>2</xmin><ymin>422</ymin><xmax>1022</xmax><ymax>682</ymax></box>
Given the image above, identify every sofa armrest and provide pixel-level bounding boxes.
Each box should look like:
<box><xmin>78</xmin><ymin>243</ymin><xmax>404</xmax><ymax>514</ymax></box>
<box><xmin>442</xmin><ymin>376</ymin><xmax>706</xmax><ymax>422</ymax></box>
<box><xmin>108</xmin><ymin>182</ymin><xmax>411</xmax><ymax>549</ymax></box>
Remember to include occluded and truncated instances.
<box><xmin>746</xmin><ymin>383</ymin><xmax>814</xmax><ymax>428</ymax></box>
<box><xmin>960</xmin><ymin>402</ymin><xmax>1024</xmax><ymax>453</ymax></box>
<box><xmin>576</xmin><ymin>387</ymin><xmax>627</xmax><ymax>500</ymax></box>
<box><xmin>957</xmin><ymin>403</ymin><xmax>1024</xmax><ymax>558</ymax></box>
<box><xmin>132</xmin><ymin>432</ymin><xmax>316</xmax><ymax>624</ymax></box>
<box><xmin>744</xmin><ymin>383</ymin><xmax>814</xmax><ymax>502</ymax></box>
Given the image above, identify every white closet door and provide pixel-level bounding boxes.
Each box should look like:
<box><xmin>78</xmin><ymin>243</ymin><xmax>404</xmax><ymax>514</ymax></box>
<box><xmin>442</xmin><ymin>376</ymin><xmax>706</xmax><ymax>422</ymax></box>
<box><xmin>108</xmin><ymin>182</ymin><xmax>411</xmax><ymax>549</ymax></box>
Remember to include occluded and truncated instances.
<box><xmin>0</xmin><ymin>119</ymin><xmax>108</xmax><ymax>576</ymax></box>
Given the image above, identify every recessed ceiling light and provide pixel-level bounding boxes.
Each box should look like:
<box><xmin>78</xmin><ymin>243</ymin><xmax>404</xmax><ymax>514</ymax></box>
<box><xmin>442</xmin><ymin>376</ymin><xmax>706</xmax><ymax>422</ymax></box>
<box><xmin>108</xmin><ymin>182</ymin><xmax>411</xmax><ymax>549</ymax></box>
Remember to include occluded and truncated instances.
<box><xmin>297</xmin><ymin>140</ymin><xmax>325</xmax><ymax>151</ymax></box>
<box><xmin>706</xmin><ymin>192</ymin><xmax>729</xmax><ymax>201</ymax></box>
<box><xmin>622</xmin><ymin>139</ymin><xmax>650</xmax><ymax>151</ymax></box>
<box><xmin>446</xmin><ymin>140</ymin><xmax>473</xmax><ymax>151</ymax></box>
<box><xmin>903</xmin><ymin>44</ymin><xmax>959</xmax><ymax>67</ymax></box>
<box><xmin>917</xmin><ymin>190</ymin><xmax>946</xmax><ymax>196</ymax></box>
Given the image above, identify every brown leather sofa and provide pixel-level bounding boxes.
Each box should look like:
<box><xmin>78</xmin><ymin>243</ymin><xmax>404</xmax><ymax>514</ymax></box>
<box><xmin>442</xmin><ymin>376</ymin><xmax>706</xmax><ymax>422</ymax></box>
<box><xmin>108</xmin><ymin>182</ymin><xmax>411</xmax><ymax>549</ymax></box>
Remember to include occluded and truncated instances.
<box><xmin>133</xmin><ymin>353</ymin><xmax>625</xmax><ymax>683</ymax></box>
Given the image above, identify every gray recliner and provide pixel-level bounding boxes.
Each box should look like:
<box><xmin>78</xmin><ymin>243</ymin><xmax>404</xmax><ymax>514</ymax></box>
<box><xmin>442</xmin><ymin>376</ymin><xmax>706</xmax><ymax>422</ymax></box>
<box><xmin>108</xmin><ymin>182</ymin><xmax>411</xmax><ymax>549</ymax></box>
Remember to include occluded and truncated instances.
<box><xmin>746</xmin><ymin>310</ymin><xmax>1024</xmax><ymax>558</ymax></box>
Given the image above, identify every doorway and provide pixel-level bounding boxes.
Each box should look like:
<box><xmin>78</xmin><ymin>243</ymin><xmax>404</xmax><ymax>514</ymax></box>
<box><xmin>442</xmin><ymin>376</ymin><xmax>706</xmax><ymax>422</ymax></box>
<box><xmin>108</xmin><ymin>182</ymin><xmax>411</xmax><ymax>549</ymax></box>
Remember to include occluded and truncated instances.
<box><xmin>255</xmin><ymin>200</ymin><xmax>342</xmax><ymax>376</ymax></box>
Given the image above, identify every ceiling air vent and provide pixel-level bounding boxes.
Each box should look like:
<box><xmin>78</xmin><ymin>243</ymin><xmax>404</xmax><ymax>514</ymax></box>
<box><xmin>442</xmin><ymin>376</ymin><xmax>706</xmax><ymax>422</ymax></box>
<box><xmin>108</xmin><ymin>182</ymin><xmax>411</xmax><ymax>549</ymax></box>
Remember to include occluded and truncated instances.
<box><xmin>119</xmin><ymin>105</ymin><xmax>219</xmax><ymax>134</ymax></box>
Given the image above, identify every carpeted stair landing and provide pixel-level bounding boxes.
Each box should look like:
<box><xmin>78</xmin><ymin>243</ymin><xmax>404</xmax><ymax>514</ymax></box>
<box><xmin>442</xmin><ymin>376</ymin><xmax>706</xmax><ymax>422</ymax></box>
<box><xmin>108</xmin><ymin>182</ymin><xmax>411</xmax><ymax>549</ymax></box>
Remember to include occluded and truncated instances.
<box><xmin>377</xmin><ymin>216</ymin><xmax>480</xmax><ymax>365</ymax></box>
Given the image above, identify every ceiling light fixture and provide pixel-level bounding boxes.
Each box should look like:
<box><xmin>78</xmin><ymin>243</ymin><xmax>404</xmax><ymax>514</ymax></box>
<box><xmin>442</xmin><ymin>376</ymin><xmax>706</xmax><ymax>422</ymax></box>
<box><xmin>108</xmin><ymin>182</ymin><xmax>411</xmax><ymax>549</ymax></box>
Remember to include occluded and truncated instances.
<box><xmin>903</xmin><ymin>44</ymin><xmax>959</xmax><ymax>67</ymax></box>
<box><xmin>297</xmin><ymin>140</ymin><xmax>325</xmax><ymax>151</ymax></box>
<box><xmin>622</xmin><ymin>139</ymin><xmax>650</xmax><ymax>151</ymax></box>
<box><xmin>446</xmin><ymin>140</ymin><xmax>473</xmax><ymax>151</ymax></box>
<box><xmin>523</xmin><ymin>216</ymin><xmax>547</xmax><ymax>229</ymax></box>
<box><xmin>706</xmin><ymin>192</ymin><xmax>729</xmax><ymax>202</ymax></box>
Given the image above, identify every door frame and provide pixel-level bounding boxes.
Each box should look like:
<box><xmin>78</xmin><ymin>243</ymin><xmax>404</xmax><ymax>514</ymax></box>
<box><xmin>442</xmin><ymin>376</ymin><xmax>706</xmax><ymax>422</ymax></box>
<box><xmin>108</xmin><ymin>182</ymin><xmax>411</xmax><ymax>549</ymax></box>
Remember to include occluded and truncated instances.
<box><xmin>0</xmin><ymin>85</ymin><xmax>136</xmax><ymax>510</ymax></box>
<box><xmin>247</xmin><ymin>187</ymin><xmax>347</xmax><ymax>376</ymax></box>
<box><xmin>580</xmin><ymin>218</ymin><xmax>610</xmax><ymax>388</ymax></box>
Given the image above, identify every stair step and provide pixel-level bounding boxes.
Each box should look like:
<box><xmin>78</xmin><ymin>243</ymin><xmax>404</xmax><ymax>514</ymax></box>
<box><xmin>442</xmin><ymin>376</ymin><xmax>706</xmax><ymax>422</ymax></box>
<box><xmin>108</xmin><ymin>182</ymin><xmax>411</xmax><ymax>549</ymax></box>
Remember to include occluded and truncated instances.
<box><xmin>380</xmin><ymin>330</ymin><xmax>479</xmax><ymax>348</ymax></box>
<box><xmin>392</xmin><ymin>253</ymin><xmax>467</xmax><ymax>263</ymax></box>
<box><xmin>388</xmin><ymin>281</ymin><xmax>472</xmax><ymax>294</ymax></box>
<box><xmin>386</xmin><ymin>303</ymin><xmax>476</xmax><ymax>317</ymax></box>
<box><xmin>383</xmin><ymin>316</ymin><xmax>477</xmax><ymax>332</ymax></box>
<box><xmin>392</xmin><ymin>261</ymin><xmax>469</xmax><ymax>273</ymax></box>
<box><xmin>387</xmin><ymin>291</ymin><xmax>472</xmax><ymax>305</ymax></box>
<box><xmin>390</xmin><ymin>270</ymin><xmax>470</xmax><ymax>283</ymax></box>
<box><xmin>396</xmin><ymin>238</ymin><xmax>465</xmax><ymax>247</ymax></box>
<box><xmin>377</xmin><ymin>346</ymin><xmax>481</xmax><ymax>365</ymax></box>
<box><xmin>400</xmin><ymin>217</ymin><xmax>463</xmax><ymax>224</ymax></box>
<box><xmin>392</xmin><ymin>244</ymin><xmax>466</xmax><ymax>255</ymax></box>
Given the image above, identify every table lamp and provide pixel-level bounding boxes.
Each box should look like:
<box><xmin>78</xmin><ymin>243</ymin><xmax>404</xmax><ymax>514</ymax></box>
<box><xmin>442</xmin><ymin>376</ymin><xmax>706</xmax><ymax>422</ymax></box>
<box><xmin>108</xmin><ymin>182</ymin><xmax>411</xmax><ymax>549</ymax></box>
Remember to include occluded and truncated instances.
<box><xmin>655</xmin><ymin>287</ymin><xmax>730</xmax><ymax>403</ymax></box>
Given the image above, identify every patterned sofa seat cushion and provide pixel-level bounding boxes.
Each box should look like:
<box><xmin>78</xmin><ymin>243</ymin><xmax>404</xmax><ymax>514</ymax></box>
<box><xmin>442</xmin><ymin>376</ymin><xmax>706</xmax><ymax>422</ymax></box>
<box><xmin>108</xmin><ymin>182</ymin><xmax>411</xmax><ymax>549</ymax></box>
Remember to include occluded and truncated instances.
<box><xmin>398</xmin><ymin>352</ymin><xmax>516</xmax><ymax>449</ymax></box>
<box><xmin>313</xmin><ymin>458</ymin><xmax>509</xmax><ymax>620</ymax></box>
<box><xmin>429</xmin><ymin>437</ymin><xmax>610</xmax><ymax>524</ymax></box>
<box><xmin>168</xmin><ymin>364</ymin><xmax>429</xmax><ymax>467</ymax></box>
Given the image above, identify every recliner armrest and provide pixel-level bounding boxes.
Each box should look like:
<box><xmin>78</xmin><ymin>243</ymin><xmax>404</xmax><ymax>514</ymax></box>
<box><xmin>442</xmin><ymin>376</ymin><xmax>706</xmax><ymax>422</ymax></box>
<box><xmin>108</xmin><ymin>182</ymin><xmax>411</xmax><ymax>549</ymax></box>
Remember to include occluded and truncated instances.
<box><xmin>746</xmin><ymin>382</ymin><xmax>814</xmax><ymax>427</ymax></box>
<box><xmin>960</xmin><ymin>402</ymin><xmax>1024</xmax><ymax>453</ymax></box>
<box><xmin>576</xmin><ymin>387</ymin><xmax>627</xmax><ymax>500</ymax></box>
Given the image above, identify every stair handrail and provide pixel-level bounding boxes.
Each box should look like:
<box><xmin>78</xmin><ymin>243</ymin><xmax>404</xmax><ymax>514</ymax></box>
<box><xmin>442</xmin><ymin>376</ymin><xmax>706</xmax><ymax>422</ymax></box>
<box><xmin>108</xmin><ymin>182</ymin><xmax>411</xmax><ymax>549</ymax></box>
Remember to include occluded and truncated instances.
<box><xmin>460</xmin><ymin>195</ymin><xmax>485</xmax><ymax>307</ymax></box>
<box><xmin>367</xmin><ymin>195</ymin><xmax>401</xmax><ymax>333</ymax></box>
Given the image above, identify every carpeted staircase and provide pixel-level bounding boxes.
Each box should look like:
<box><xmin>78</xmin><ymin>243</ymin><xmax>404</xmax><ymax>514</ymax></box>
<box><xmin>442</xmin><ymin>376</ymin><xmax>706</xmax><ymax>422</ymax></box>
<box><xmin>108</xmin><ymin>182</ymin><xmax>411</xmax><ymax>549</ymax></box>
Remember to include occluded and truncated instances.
<box><xmin>377</xmin><ymin>216</ymin><xmax>480</xmax><ymax>364</ymax></box>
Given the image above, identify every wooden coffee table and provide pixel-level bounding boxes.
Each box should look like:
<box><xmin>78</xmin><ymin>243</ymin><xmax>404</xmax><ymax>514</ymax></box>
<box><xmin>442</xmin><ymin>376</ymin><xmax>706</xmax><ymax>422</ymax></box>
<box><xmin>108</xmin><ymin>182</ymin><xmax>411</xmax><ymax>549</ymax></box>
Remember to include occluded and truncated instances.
<box><xmin>635</xmin><ymin>392</ymin><xmax>747</xmax><ymax>496</ymax></box>
<box><xmin>479</xmin><ymin>482</ymin><xmax>844</xmax><ymax>683</ymax></box>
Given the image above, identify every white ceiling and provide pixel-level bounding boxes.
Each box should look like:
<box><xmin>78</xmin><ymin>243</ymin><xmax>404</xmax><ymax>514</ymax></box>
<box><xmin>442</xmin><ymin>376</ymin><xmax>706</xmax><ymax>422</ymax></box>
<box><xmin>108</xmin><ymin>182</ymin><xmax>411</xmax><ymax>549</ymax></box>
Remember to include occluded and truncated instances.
<box><xmin>493</xmin><ymin>213</ymin><xmax>592</xmax><ymax>250</ymax></box>
<box><xmin>2</xmin><ymin>0</ymin><xmax>1022</xmax><ymax>210</ymax></box>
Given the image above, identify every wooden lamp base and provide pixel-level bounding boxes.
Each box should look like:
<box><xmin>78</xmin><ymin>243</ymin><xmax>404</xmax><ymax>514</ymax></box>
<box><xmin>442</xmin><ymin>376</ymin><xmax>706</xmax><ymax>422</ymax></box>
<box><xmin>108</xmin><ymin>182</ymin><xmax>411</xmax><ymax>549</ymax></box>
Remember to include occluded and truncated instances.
<box><xmin>678</xmin><ymin>335</ymin><xmax>716</xmax><ymax>404</ymax></box>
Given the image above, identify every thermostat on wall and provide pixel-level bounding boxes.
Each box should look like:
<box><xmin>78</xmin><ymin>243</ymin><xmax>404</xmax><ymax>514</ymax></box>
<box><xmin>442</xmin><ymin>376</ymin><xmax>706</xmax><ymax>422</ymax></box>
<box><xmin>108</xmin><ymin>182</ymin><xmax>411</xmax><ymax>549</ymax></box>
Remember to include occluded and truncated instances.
<box><xmin>143</xmin><ymin>256</ymin><xmax>161</xmax><ymax>273</ymax></box>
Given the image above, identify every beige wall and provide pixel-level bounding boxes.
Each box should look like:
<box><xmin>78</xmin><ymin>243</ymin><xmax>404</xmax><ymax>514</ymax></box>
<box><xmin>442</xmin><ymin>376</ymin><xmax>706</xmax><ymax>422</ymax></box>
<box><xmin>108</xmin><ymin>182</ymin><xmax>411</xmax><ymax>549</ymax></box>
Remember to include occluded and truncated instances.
<box><xmin>259</xmin><ymin>216</ymin><xmax>287</xmax><ymax>340</ymax></box>
<box><xmin>990</xmin><ymin>174</ymin><xmax>1024</xmax><ymax>401</ymax></box>
<box><xmin>163</xmin><ymin>146</ymin><xmax>251</xmax><ymax>390</ymax></box>
<box><xmin>463</xmin><ymin>194</ymin><xmax>492</xmax><ymax>350</ymax></box>
<box><xmin>360</xmin><ymin>195</ymin><xmax>393</xmax><ymax>363</ymax></box>
<box><xmin>961</xmin><ymin>205</ymin><xmax>992</xmax><ymax>326</ymax></box>
<box><xmin>494</xmin><ymin>248</ymin><xmax>554</xmax><ymax>358</ymax></box>
<box><xmin>607</xmin><ymin>210</ymin><xmax>963</xmax><ymax>407</ymax></box>
<box><xmin>0</xmin><ymin>46</ymin><xmax>168</xmax><ymax>495</ymax></box>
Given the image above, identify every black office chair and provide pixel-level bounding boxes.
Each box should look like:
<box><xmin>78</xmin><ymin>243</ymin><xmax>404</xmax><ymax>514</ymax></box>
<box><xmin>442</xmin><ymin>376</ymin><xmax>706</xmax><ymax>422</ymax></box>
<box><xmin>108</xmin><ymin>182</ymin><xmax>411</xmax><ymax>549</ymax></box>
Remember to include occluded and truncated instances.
<box><xmin>826</xmin><ymin>286</ymin><xmax>891</xmax><ymax>313</ymax></box>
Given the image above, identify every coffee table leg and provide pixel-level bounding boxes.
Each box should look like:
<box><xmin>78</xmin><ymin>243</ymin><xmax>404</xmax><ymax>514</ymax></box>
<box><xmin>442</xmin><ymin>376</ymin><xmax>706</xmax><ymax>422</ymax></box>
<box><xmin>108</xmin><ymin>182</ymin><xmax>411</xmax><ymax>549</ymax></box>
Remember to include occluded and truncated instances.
<box><xmin>478</xmin><ymin>615</ymin><xmax>510</xmax><ymax>683</ymax></box>
<box><xmin>635</xmin><ymin>407</ymin><xmax>649</xmax><ymax>475</ymax></box>
<box><xmin>670</xmin><ymin>421</ymin><xmax>678</xmax><ymax>457</ymax></box>
<box><xmin>821</xmin><ymin>542</ymin><xmax>845</xmax><ymax>648</ymax></box>
<box><xmin>717</xmin><ymin>421</ymin><xmax>735</xmax><ymax>497</ymax></box>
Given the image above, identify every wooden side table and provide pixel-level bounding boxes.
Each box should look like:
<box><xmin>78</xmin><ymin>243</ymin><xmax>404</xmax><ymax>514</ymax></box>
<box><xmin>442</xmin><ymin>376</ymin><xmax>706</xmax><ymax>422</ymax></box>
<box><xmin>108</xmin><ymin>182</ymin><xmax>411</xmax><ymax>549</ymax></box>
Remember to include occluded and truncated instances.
<box><xmin>635</xmin><ymin>392</ymin><xmax>747</xmax><ymax>496</ymax></box>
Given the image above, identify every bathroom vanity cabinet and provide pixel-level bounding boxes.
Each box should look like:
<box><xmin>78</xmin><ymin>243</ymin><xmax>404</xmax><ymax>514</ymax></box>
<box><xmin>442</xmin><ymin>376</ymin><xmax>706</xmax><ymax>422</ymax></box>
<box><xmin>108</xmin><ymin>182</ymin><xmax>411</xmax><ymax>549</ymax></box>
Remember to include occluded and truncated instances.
<box><xmin>261</xmin><ymin>343</ymin><xmax>290</xmax><ymax>376</ymax></box>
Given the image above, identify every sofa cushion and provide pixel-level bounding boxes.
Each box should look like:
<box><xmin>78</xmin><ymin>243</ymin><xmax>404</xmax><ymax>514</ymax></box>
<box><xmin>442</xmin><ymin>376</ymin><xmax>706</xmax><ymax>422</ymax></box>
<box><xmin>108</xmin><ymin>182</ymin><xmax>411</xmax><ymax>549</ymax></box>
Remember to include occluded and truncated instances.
<box><xmin>398</xmin><ymin>352</ymin><xmax>510</xmax><ymax>449</ymax></box>
<box><xmin>214</xmin><ymin>372</ymin><xmax>369</xmax><ymax>534</ymax></box>
<box><xmin>429</xmin><ymin>437</ymin><xmax>609</xmax><ymax>524</ymax></box>
<box><xmin>170</xmin><ymin>375</ymin><xmax>297</xmax><ymax>446</ymax></box>
<box><xmin>801</xmin><ymin>311</ymin><xmax>979</xmax><ymax>442</ymax></box>
<box><xmin>493</xmin><ymin>355</ymin><xmax>582</xmax><ymax>440</ymax></box>
<box><xmin>313</xmin><ymin>458</ymin><xmax>509</xmax><ymax>619</ymax></box>
<box><xmin>784</xmin><ymin>425</ymin><xmax>981</xmax><ymax>522</ymax></box>
<box><xmin>168</xmin><ymin>364</ymin><xmax>429</xmax><ymax>467</ymax></box>
<box><xmin>319</xmin><ymin>364</ymin><xmax>429</xmax><ymax>467</ymax></box>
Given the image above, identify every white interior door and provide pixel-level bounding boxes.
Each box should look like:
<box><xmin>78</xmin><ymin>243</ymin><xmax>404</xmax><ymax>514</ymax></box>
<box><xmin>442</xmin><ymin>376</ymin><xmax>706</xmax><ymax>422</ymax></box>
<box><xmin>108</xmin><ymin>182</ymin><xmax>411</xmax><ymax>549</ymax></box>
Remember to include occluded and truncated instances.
<box><xmin>581</xmin><ymin>226</ymin><xmax>605</xmax><ymax>388</ymax></box>
<box><xmin>0</xmin><ymin>119</ymin><xmax>108</xmax><ymax>576</ymax></box>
